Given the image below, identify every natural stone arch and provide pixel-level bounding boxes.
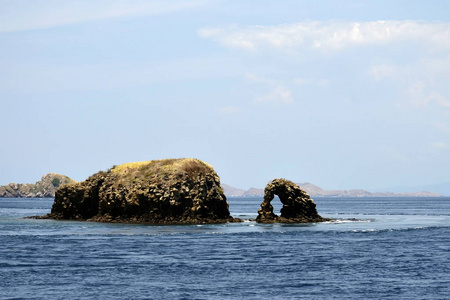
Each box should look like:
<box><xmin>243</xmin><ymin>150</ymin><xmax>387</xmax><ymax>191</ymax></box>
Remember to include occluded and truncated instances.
<box><xmin>256</xmin><ymin>178</ymin><xmax>326</xmax><ymax>223</ymax></box>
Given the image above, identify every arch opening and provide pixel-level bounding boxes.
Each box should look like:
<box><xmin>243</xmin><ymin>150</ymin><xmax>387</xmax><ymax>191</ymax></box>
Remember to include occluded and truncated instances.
<box><xmin>256</xmin><ymin>178</ymin><xmax>325</xmax><ymax>223</ymax></box>
<box><xmin>271</xmin><ymin>195</ymin><xmax>283</xmax><ymax>216</ymax></box>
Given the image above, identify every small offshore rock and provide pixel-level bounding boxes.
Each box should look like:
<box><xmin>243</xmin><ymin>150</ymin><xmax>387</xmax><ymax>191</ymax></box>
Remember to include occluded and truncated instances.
<box><xmin>256</xmin><ymin>178</ymin><xmax>328</xmax><ymax>223</ymax></box>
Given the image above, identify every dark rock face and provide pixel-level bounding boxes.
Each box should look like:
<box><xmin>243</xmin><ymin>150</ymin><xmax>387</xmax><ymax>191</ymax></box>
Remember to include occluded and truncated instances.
<box><xmin>256</xmin><ymin>178</ymin><xmax>327</xmax><ymax>223</ymax></box>
<box><xmin>45</xmin><ymin>159</ymin><xmax>240</xmax><ymax>224</ymax></box>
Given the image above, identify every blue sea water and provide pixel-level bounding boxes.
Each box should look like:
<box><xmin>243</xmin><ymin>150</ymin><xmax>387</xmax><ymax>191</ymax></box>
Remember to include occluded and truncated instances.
<box><xmin>1</xmin><ymin>197</ymin><xmax>450</xmax><ymax>299</ymax></box>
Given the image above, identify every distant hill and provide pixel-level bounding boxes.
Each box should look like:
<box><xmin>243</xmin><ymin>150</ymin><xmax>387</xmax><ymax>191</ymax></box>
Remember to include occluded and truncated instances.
<box><xmin>223</xmin><ymin>182</ymin><xmax>442</xmax><ymax>198</ymax></box>
<box><xmin>0</xmin><ymin>173</ymin><xmax>76</xmax><ymax>198</ymax></box>
<box><xmin>221</xmin><ymin>184</ymin><xmax>245</xmax><ymax>196</ymax></box>
<box><xmin>2</xmin><ymin>175</ymin><xmax>441</xmax><ymax>198</ymax></box>
<box><xmin>382</xmin><ymin>182</ymin><xmax>450</xmax><ymax>197</ymax></box>
<box><xmin>221</xmin><ymin>185</ymin><xmax>264</xmax><ymax>197</ymax></box>
<box><xmin>243</xmin><ymin>188</ymin><xmax>265</xmax><ymax>197</ymax></box>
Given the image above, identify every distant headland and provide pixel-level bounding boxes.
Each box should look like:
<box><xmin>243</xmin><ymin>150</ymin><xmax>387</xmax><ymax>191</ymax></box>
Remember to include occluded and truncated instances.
<box><xmin>0</xmin><ymin>173</ymin><xmax>76</xmax><ymax>198</ymax></box>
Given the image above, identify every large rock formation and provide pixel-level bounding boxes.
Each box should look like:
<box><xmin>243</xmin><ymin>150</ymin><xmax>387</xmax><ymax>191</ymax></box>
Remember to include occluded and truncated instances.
<box><xmin>0</xmin><ymin>173</ymin><xmax>76</xmax><ymax>198</ymax></box>
<box><xmin>44</xmin><ymin>158</ymin><xmax>240</xmax><ymax>224</ymax></box>
<box><xmin>256</xmin><ymin>178</ymin><xmax>327</xmax><ymax>223</ymax></box>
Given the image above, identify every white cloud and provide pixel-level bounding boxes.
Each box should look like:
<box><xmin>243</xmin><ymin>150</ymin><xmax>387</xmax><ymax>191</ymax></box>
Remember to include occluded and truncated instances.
<box><xmin>202</xmin><ymin>21</ymin><xmax>450</xmax><ymax>111</ymax></box>
<box><xmin>202</xmin><ymin>21</ymin><xmax>450</xmax><ymax>114</ymax></box>
<box><xmin>292</xmin><ymin>77</ymin><xmax>329</xmax><ymax>87</ymax></box>
<box><xmin>405</xmin><ymin>83</ymin><xmax>450</xmax><ymax>108</ymax></box>
<box><xmin>432</xmin><ymin>142</ymin><xmax>447</xmax><ymax>150</ymax></box>
<box><xmin>407</xmin><ymin>82</ymin><xmax>432</xmax><ymax>107</ymax></box>
<box><xmin>0</xmin><ymin>0</ymin><xmax>207</xmax><ymax>32</ymax></box>
<box><xmin>219</xmin><ymin>106</ymin><xmax>243</xmax><ymax>114</ymax></box>
<box><xmin>255</xmin><ymin>86</ymin><xmax>293</xmax><ymax>105</ymax></box>
<box><xmin>369</xmin><ymin>56</ymin><xmax>450</xmax><ymax>109</ymax></box>
<box><xmin>428</xmin><ymin>142</ymin><xmax>450</xmax><ymax>154</ymax></box>
<box><xmin>369</xmin><ymin>64</ymin><xmax>399</xmax><ymax>81</ymax></box>
<box><xmin>430</xmin><ymin>92</ymin><xmax>450</xmax><ymax>107</ymax></box>
<box><xmin>199</xmin><ymin>21</ymin><xmax>450</xmax><ymax>53</ymax></box>
<box><xmin>244</xmin><ymin>73</ymin><xmax>294</xmax><ymax>105</ymax></box>
<box><xmin>245</xmin><ymin>73</ymin><xmax>276</xmax><ymax>85</ymax></box>
<box><xmin>435</xmin><ymin>123</ymin><xmax>450</xmax><ymax>132</ymax></box>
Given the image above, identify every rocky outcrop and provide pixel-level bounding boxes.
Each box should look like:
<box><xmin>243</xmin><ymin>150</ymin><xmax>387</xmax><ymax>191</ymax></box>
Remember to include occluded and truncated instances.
<box><xmin>256</xmin><ymin>178</ymin><xmax>327</xmax><ymax>223</ymax></box>
<box><xmin>0</xmin><ymin>173</ymin><xmax>76</xmax><ymax>198</ymax></box>
<box><xmin>43</xmin><ymin>158</ymin><xmax>240</xmax><ymax>224</ymax></box>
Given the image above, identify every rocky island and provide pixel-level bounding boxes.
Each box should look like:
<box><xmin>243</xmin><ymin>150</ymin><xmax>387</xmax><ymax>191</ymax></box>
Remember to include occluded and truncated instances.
<box><xmin>256</xmin><ymin>178</ymin><xmax>327</xmax><ymax>223</ymax></box>
<box><xmin>42</xmin><ymin>158</ymin><xmax>240</xmax><ymax>224</ymax></box>
<box><xmin>0</xmin><ymin>173</ymin><xmax>76</xmax><ymax>198</ymax></box>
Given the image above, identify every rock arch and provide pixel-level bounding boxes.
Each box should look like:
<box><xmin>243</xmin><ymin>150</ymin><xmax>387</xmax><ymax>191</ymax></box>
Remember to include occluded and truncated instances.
<box><xmin>256</xmin><ymin>178</ymin><xmax>326</xmax><ymax>223</ymax></box>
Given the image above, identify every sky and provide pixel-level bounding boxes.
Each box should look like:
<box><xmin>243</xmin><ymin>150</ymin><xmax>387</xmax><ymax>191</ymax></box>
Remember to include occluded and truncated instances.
<box><xmin>1</xmin><ymin>0</ymin><xmax>450</xmax><ymax>192</ymax></box>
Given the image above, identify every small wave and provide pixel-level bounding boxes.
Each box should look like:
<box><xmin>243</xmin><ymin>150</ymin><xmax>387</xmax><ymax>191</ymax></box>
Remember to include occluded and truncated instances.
<box><xmin>346</xmin><ymin>225</ymin><xmax>447</xmax><ymax>234</ymax></box>
<box><xmin>325</xmin><ymin>212</ymin><xmax>450</xmax><ymax>217</ymax></box>
<box><xmin>325</xmin><ymin>218</ymin><xmax>372</xmax><ymax>224</ymax></box>
<box><xmin>350</xmin><ymin>229</ymin><xmax>377</xmax><ymax>233</ymax></box>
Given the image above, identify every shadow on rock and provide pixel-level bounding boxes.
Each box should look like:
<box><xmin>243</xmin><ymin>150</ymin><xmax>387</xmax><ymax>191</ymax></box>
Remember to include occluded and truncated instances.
<box><xmin>39</xmin><ymin>158</ymin><xmax>241</xmax><ymax>225</ymax></box>
<box><xmin>256</xmin><ymin>178</ymin><xmax>328</xmax><ymax>223</ymax></box>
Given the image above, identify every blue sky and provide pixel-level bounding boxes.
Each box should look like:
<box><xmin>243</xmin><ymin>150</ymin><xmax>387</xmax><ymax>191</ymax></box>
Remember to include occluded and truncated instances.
<box><xmin>1</xmin><ymin>0</ymin><xmax>450</xmax><ymax>191</ymax></box>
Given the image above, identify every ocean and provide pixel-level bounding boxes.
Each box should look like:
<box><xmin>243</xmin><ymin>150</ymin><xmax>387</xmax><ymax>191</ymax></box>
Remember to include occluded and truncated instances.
<box><xmin>1</xmin><ymin>196</ymin><xmax>449</xmax><ymax>299</ymax></box>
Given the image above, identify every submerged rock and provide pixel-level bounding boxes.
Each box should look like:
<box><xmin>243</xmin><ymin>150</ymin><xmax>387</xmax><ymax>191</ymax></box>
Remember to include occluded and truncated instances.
<box><xmin>256</xmin><ymin>178</ymin><xmax>327</xmax><ymax>223</ymax></box>
<box><xmin>44</xmin><ymin>158</ymin><xmax>240</xmax><ymax>224</ymax></box>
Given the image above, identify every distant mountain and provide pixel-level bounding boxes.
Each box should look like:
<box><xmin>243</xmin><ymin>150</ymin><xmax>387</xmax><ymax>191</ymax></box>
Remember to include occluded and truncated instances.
<box><xmin>382</xmin><ymin>182</ymin><xmax>450</xmax><ymax>197</ymax></box>
<box><xmin>242</xmin><ymin>188</ymin><xmax>264</xmax><ymax>197</ymax></box>
<box><xmin>223</xmin><ymin>182</ymin><xmax>442</xmax><ymax>198</ymax></box>
<box><xmin>222</xmin><ymin>184</ymin><xmax>263</xmax><ymax>197</ymax></box>
<box><xmin>0</xmin><ymin>173</ymin><xmax>76</xmax><ymax>198</ymax></box>
<box><xmin>221</xmin><ymin>184</ymin><xmax>245</xmax><ymax>196</ymax></box>
<box><xmin>419</xmin><ymin>182</ymin><xmax>450</xmax><ymax>196</ymax></box>
<box><xmin>3</xmin><ymin>175</ymin><xmax>440</xmax><ymax>199</ymax></box>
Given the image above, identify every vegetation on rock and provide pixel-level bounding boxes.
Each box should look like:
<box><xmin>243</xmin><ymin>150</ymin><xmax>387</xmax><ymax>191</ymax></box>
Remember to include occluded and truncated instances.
<box><xmin>44</xmin><ymin>158</ymin><xmax>239</xmax><ymax>224</ymax></box>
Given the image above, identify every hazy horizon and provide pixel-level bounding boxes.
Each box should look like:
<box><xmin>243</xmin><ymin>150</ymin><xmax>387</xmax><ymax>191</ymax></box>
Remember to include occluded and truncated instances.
<box><xmin>2</xmin><ymin>1</ymin><xmax>449</xmax><ymax>192</ymax></box>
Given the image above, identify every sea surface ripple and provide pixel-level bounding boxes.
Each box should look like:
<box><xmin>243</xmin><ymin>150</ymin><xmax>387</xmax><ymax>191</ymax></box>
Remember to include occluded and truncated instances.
<box><xmin>1</xmin><ymin>197</ymin><xmax>450</xmax><ymax>299</ymax></box>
